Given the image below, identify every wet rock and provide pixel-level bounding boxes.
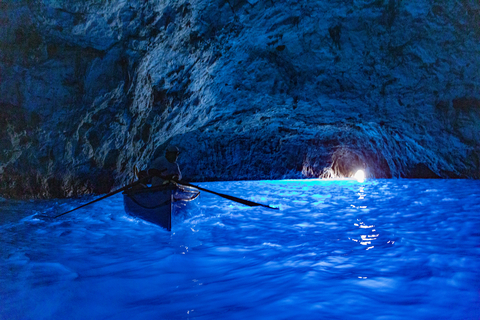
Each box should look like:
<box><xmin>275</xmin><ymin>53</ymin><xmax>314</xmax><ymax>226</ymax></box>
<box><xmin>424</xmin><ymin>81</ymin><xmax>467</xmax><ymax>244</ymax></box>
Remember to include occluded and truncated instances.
<box><xmin>0</xmin><ymin>0</ymin><xmax>479</xmax><ymax>199</ymax></box>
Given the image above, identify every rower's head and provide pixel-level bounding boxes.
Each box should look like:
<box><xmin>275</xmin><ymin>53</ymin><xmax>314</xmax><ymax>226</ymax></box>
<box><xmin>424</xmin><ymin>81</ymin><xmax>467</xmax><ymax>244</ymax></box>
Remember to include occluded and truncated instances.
<box><xmin>165</xmin><ymin>145</ymin><xmax>180</xmax><ymax>162</ymax></box>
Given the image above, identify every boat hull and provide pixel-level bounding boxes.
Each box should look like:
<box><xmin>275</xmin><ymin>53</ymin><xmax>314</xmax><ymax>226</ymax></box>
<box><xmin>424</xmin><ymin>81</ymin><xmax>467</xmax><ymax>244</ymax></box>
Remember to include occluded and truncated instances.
<box><xmin>123</xmin><ymin>184</ymin><xmax>199</xmax><ymax>231</ymax></box>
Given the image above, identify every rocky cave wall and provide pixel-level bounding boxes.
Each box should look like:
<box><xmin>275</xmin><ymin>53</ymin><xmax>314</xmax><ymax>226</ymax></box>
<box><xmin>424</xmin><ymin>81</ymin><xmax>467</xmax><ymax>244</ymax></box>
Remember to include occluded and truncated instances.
<box><xmin>0</xmin><ymin>0</ymin><xmax>479</xmax><ymax>199</ymax></box>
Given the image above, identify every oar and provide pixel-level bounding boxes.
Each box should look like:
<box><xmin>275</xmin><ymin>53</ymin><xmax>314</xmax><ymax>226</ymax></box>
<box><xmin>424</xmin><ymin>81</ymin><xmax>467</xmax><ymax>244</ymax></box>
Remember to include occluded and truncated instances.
<box><xmin>54</xmin><ymin>176</ymin><xmax>150</xmax><ymax>218</ymax></box>
<box><xmin>173</xmin><ymin>179</ymin><xmax>278</xmax><ymax>210</ymax></box>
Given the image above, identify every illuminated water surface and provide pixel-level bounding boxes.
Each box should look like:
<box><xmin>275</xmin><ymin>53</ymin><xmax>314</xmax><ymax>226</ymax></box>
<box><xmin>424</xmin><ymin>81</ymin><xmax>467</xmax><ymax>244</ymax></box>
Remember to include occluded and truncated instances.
<box><xmin>1</xmin><ymin>179</ymin><xmax>479</xmax><ymax>319</ymax></box>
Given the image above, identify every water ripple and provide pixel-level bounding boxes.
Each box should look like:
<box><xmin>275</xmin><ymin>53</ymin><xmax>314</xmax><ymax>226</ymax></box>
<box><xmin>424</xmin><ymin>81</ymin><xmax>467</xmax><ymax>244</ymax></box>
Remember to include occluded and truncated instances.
<box><xmin>1</xmin><ymin>179</ymin><xmax>479</xmax><ymax>319</ymax></box>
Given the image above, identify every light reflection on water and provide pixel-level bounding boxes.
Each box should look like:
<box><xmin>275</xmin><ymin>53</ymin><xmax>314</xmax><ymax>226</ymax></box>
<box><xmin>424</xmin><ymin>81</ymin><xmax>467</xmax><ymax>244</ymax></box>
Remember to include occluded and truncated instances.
<box><xmin>0</xmin><ymin>179</ymin><xmax>480</xmax><ymax>319</ymax></box>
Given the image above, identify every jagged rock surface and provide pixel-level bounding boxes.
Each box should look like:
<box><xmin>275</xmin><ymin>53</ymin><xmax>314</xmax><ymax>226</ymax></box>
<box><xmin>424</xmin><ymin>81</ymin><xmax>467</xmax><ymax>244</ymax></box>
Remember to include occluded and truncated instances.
<box><xmin>1</xmin><ymin>0</ymin><xmax>479</xmax><ymax>199</ymax></box>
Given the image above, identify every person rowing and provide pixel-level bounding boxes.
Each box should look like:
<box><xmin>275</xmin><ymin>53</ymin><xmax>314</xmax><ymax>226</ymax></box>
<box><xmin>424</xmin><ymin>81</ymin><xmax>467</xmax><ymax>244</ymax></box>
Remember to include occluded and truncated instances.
<box><xmin>54</xmin><ymin>145</ymin><xmax>277</xmax><ymax>218</ymax></box>
<box><xmin>136</xmin><ymin>145</ymin><xmax>182</xmax><ymax>186</ymax></box>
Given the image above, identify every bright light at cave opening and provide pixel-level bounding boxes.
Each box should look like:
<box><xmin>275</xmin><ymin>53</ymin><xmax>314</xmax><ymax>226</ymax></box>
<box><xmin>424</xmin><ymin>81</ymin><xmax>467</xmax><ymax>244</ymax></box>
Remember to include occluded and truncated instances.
<box><xmin>355</xmin><ymin>170</ymin><xmax>365</xmax><ymax>182</ymax></box>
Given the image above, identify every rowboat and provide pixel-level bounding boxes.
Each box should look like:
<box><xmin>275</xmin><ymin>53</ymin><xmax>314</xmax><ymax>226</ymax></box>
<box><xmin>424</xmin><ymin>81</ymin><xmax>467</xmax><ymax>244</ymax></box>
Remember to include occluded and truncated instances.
<box><xmin>122</xmin><ymin>184</ymin><xmax>200</xmax><ymax>231</ymax></box>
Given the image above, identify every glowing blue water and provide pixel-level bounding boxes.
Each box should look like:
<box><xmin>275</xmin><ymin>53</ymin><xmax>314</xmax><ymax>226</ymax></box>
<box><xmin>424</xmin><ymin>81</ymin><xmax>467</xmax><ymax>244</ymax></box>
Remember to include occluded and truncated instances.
<box><xmin>1</xmin><ymin>179</ymin><xmax>479</xmax><ymax>319</ymax></box>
